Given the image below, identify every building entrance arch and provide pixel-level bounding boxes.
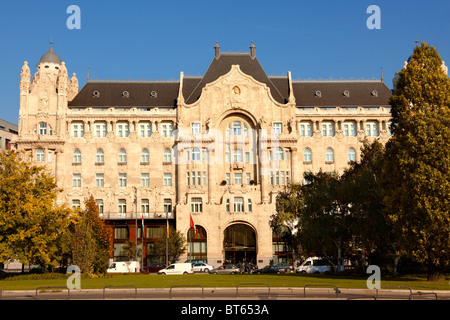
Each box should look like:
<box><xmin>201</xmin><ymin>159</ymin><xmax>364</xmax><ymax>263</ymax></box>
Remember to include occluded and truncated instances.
<box><xmin>223</xmin><ymin>223</ymin><xmax>256</xmax><ymax>265</ymax></box>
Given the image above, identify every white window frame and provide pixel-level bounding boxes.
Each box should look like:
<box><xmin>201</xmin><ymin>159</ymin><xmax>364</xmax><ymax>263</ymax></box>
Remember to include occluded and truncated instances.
<box><xmin>141</xmin><ymin>173</ymin><xmax>150</xmax><ymax>187</ymax></box>
<box><xmin>72</xmin><ymin>174</ymin><xmax>81</xmax><ymax>188</ymax></box>
<box><xmin>118</xmin><ymin>173</ymin><xmax>127</xmax><ymax>187</ymax></box>
<box><xmin>116</xmin><ymin>122</ymin><xmax>129</xmax><ymax>138</ymax></box>
<box><xmin>96</xmin><ymin>149</ymin><xmax>104</xmax><ymax>164</ymax></box>
<box><xmin>322</xmin><ymin>122</ymin><xmax>334</xmax><ymax>137</ymax></box>
<box><xmin>300</xmin><ymin>122</ymin><xmax>312</xmax><ymax>137</ymax></box>
<box><xmin>191</xmin><ymin>197</ymin><xmax>203</xmax><ymax>213</ymax></box>
<box><xmin>273</xmin><ymin>122</ymin><xmax>282</xmax><ymax>135</ymax></box>
<box><xmin>233</xmin><ymin>197</ymin><xmax>244</xmax><ymax>212</ymax></box>
<box><xmin>95</xmin><ymin>173</ymin><xmax>104</xmax><ymax>188</ymax></box>
<box><xmin>191</xmin><ymin>122</ymin><xmax>201</xmax><ymax>135</ymax></box>
<box><xmin>163</xmin><ymin>173</ymin><xmax>172</xmax><ymax>186</ymax></box>
<box><xmin>326</xmin><ymin>148</ymin><xmax>334</xmax><ymax>163</ymax></box>
<box><xmin>94</xmin><ymin>122</ymin><xmax>107</xmax><ymax>137</ymax></box>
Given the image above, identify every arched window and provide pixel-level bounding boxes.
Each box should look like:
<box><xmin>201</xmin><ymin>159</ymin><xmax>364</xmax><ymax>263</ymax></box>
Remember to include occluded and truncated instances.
<box><xmin>119</xmin><ymin>149</ymin><xmax>127</xmax><ymax>164</ymax></box>
<box><xmin>192</xmin><ymin>148</ymin><xmax>200</xmax><ymax>161</ymax></box>
<box><xmin>325</xmin><ymin>148</ymin><xmax>334</xmax><ymax>163</ymax></box>
<box><xmin>141</xmin><ymin>149</ymin><xmax>149</xmax><ymax>163</ymax></box>
<box><xmin>96</xmin><ymin>149</ymin><xmax>104</xmax><ymax>164</ymax></box>
<box><xmin>163</xmin><ymin>149</ymin><xmax>172</xmax><ymax>163</ymax></box>
<box><xmin>73</xmin><ymin>149</ymin><xmax>81</xmax><ymax>164</ymax></box>
<box><xmin>36</xmin><ymin>149</ymin><xmax>45</xmax><ymax>162</ymax></box>
<box><xmin>303</xmin><ymin>148</ymin><xmax>312</xmax><ymax>163</ymax></box>
<box><xmin>348</xmin><ymin>148</ymin><xmax>356</xmax><ymax>162</ymax></box>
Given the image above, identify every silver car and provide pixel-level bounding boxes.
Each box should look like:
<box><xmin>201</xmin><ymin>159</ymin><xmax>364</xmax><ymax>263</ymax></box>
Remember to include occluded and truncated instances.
<box><xmin>209</xmin><ymin>264</ymin><xmax>239</xmax><ymax>274</ymax></box>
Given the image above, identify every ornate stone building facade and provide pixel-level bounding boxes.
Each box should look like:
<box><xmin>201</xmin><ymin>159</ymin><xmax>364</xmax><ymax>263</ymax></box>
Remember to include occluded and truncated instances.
<box><xmin>16</xmin><ymin>42</ymin><xmax>392</xmax><ymax>268</ymax></box>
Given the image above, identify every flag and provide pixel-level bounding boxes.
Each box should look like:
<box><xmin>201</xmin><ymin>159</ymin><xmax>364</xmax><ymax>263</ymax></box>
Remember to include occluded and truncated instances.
<box><xmin>190</xmin><ymin>214</ymin><xmax>198</xmax><ymax>237</ymax></box>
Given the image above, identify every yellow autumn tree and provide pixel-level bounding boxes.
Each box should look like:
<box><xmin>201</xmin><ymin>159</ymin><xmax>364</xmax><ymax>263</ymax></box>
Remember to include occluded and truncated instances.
<box><xmin>0</xmin><ymin>150</ymin><xmax>72</xmax><ymax>269</ymax></box>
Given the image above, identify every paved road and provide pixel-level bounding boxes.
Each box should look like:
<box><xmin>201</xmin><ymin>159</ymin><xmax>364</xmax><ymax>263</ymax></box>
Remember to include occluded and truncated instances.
<box><xmin>1</xmin><ymin>286</ymin><xmax>449</xmax><ymax>300</ymax></box>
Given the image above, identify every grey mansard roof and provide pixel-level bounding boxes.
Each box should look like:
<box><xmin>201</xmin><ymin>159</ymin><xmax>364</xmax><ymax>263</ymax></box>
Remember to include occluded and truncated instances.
<box><xmin>68</xmin><ymin>49</ymin><xmax>392</xmax><ymax>108</ymax></box>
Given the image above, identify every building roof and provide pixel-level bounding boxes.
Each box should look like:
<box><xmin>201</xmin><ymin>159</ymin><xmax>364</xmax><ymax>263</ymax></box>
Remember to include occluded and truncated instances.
<box><xmin>0</xmin><ymin>118</ymin><xmax>18</xmax><ymax>134</ymax></box>
<box><xmin>68</xmin><ymin>45</ymin><xmax>392</xmax><ymax>108</ymax></box>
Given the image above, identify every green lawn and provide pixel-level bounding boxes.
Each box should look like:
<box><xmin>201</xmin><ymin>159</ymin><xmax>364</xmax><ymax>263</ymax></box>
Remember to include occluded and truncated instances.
<box><xmin>1</xmin><ymin>273</ymin><xmax>449</xmax><ymax>291</ymax></box>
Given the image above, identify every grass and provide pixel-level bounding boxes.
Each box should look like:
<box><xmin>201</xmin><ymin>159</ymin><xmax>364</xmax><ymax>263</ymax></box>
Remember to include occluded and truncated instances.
<box><xmin>1</xmin><ymin>272</ymin><xmax>449</xmax><ymax>291</ymax></box>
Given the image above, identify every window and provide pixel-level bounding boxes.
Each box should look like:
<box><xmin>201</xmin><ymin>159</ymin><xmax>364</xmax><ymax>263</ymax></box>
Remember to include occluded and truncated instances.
<box><xmin>303</xmin><ymin>148</ymin><xmax>312</xmax><ymax>163</ymax></box>
<box><xmin>225</xmin><ymin>173</ymin><xmax>230</xmax><ymax>185</ymax></box>
<box><xmin>186</xmin><ymin>172</ymin><xmax>190</xmax><ymax>186</ymax></box>
<box><xmin>96</xmin><ymin>149</ymin><xmax>104</xmax><ymax>164</ymax></box>
<box><xmin>274</xmin><ymin>147</ymin><xmax>284</xmax><ymax>161</ymax></box>
<box><xmin>273</xmin><ymin>122</ymin><xmax>282</xmax><ymax>134</ymax></box>
<box><xmin>118</xmin><ymin>149</ymin><xmax>127</xmax><ymax>164</ymax></box>
<box><xmin>300</xmin><ymin>122</ymin><xmax>312</xmax><ymax>137</ymax></box>
<box><xmin>141</xmin><ymin>173</ymin><xmax>149</xmax><ymax>187</ymax></box>
<box><xmin>322</xmin><ymin>122</ymin><xmax>334</xmax><ymax>137</ymax></box>
<box><xmin>141</xmin><ymin>149</ymin><xmax>149</xmax><ymax>163</ymax></box>
<box><xmin>163</xmin><ymin>173</ymin><xmax>172</xmax><ymax>186</ymax></box>
<box><xmin>95</xmin><ymin>173</ymin><xmax>104</xmax><ymax>187</ymax></box>
<box><xmin>247</xmin><ymin>199</ymin><xmax>253</xmax><ymax>212</ymax></box>
<box><xmin>191</xmin><ymin>198</ymin><xmax>203</xmax><ymax>213</ymax></box>
<box><xmin>325</xmin><ymin>148</ymin><xmax>334</xmax><ymax>163</ymax></box>
<box><xmin>114</xmin><ymin>226</ymin><xmax>128</xmax><ymax>239</ymax></box>
<box><xmin>164</xmin><ymin>199</ymin><xmax>172</xmax><ymax>216</ymax></box>
<box><xmin>233</xmin><ymin>197</ymin><xmax>244</xmax><ymax>212</ymax></box>
<box><xmin>72</xmin><ymin>199</ymin><xmax>81</xmax><ymax>211</ymax></box>
<box><xmin>192</xmin><ymin>122</ymin><xmax>201</xmax><ymax>135</ymax></box>
<box><xmin>233</xmin><ymin>149</ymin><xmax>243</xmax><ymax>163</ymax></box>
<box><xmin>116</xmin><ymin>122</ymin><xmax>129</xmax><ymax>138</ymax></box>
<box><xmin>225</xmin><ymin>199</ymin><xmax>230</xmax><ymax>212</ymax></box>
<box><xmin>234</xmin><ymin>173</ymin><xmax>242</xmax><ymax>185</ymax></box>
<box><xmin>366</xmin><ymin>121</ymin><xmax>378</xmax><ymax>137</ymax></box>
<box><xmin>245</xmin><ymin>152</ymin><xmax>250</xmax><ymax>163</ymax></box>
<box><xmin>96</xmin><ymin>199</ymin><xmax>104</xmax><ymax>216</ymax></box>
<box><xmin>36</xmin><ymin>149</ymin><xmax>45</xmax><ymax>162</ymax></box>
<box><xmin>71</xmin><ymin>123</ymin><xmax>84</xmax><ymax>137</ymax></box>
<box><xmin>232</xmin><ymin>121</ymin><xmax>241</xmax><ymax>136</ymax></box>
<box><xmin>39</xmin><ymin>122</ymin><xmax>48</xmax><ymax>135</ymax></box>
<box><xmin>139</xmin><ymin>122</ymin><xmax>152</xmax><ymax>137</ymax></box>
<box><xmin>225</xmin><ymin>152</ymin><xmax>230</xmax><ymax>163</ymax></box>
<box><xmin>72</xmin><ymin>174</ymin><xmax>81</xmax><ymax>188</ymax></box>
<box><xmin>192</xmin><ymin>148</ymin><xmax>200</xmax><ymax>161</ymax></box>
<box><xmin>161</xmin><ymin>122</ymin><xmax>173</xmax><ymax>137</ymax></box>
<box><xmin>94</xmin><ymin>122</ymin><xmax>107</xmax><ymax>137</ymax></box>
<box><xmin>163</xmin><ymin>149</ymin><xmax>172</xmax><ymax>163</ymax></box>
<box><xmin>118</xmin><ymin>199</ymin><xmax>127</xmax><ymax>216</ymax></box>
<box><xmin>348</xmin><ymin>148</ymin><xmax>356</xmax><ymax>162</ymax></box>
<box><xmin>118</xmin><ymin>173</ymin><xmax>127</xmax><ymax>187</ymax></box>
<box><xmin>141</xmin><ymin>199</ymin><xmax>149</xmax><ymax>217</ymax></box>
<box><xmin>73</xmin><ymin>149</ymin><xmax>81</xmax><ymax>164</ymax></box>
<box><xmin>343</xmin><ymin>122</ymin><xmax>356</xmax><ymax>137</ymax></box>
<box><xmin>246</xmin><ymin>173</ymin><xmax>251</xmax><ymax>185</ymax></box>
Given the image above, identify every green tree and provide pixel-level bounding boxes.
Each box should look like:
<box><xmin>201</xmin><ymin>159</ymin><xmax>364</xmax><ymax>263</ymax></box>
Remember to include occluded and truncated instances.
<box><xmin>148</xmin><ymin>227</ymin><xmax>186</xmax><ymax>263</ymax></box>
<box><xmin>0</xmin><ymin>150</ymin><xmax>72</xmax><ymax>268</ymax></box>
<box><xmin>340</xmin><ymin>140</ymin><xmax>395</xmax><ymax>273</ymax></box>
<box><xmin>71</xmin><ymin>196</ymin><xmax>110</xmax><ymax>273</ymax></box>
<box><xmin>384</xmin><ymin>42</ymin><xmax>450</xmax><ymax>281</ymax></box>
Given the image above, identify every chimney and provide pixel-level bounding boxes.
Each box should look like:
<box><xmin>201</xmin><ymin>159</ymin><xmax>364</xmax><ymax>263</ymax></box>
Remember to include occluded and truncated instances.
<box><xmin>214</xmin><ymin>41</ymin><xmax>220</xmax><ymax>59</ymax></box>
<box><xmin>250</xmin><ymin>41</ymin><xmax>256</xmax><ymax>59</ymax></box>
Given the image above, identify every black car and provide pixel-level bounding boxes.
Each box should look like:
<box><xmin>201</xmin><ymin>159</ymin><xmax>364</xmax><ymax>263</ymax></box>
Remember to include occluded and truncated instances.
<box><xmin>274</xmin><ymin>263</ymin><xmax>294</xmax><ymax>272</ymax></box>
<box><xmin>254</xmin><ymin>266</ymin><xmax>284</xmax><ymax>274</ymax></box>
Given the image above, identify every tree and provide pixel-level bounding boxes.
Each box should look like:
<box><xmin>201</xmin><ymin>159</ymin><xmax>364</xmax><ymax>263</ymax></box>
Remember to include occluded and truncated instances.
<box><xmin>71</xmin><ymin>196</ymin><xmax>110</xmax><ymax>273</ymax></box>
<box><xmin>340</xmin><ymin>140</ymin><xmax>395</xmax><ymax>273</ymax></box>
<box><xmin>0</xmin><ymin>150</ymin><xmax>72</xmax><ymax>268</ymax></box>
<box><xmin>384</xmin><ymin>42</ymin><xmax>450</xmax><ymax>281</ymax></box>
<box><xmin>148</xmin><ymin>227</ymin><xmax>186</xmax><ymax>263</ymax></box>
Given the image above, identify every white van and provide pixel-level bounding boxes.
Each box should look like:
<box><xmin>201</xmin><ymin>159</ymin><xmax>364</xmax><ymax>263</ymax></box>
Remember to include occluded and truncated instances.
<box><xmin>107</xmin><ymin>261</ymin><xmax>140</xmax><ymax>273</ymax></box>
<box><xmin>157</xmin><ymin>263</ymin><xmax>193</xmax><ymax>275</ymax></box>
<box><xmin>297</xmin><ymin>257</ymin><xmax>342</xmax><ymax>273</ymax></box>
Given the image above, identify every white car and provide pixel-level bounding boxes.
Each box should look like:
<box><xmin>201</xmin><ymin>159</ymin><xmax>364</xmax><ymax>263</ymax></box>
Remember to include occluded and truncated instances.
<box><xmin>192</xmin><ymin>262</ymin><xmax>213</xmax><ymax>273</ymax></box>
<box><xmin>157</xmin><ymin>263</ymin><xmax>193</xmax><ymax>275</ymax></box>
<box><xmin>297</xmin><ymin>257</ymin><xmax>337</xmax><ymax>273</ymax></box>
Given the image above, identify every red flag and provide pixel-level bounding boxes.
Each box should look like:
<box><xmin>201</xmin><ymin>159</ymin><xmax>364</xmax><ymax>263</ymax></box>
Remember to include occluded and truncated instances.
<box><xmin>190</xmin><ymin>214</ymin><xmax>198</xmax><ymax>236</ymax></box>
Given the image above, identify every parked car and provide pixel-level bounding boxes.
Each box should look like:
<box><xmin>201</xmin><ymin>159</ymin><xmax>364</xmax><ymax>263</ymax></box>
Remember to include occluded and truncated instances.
<box><xmin>296</xmin><ymin>257</ymin><xmax>343</xmax><ymax>273</ymax></box>
<box><xmin>254</xmin><ymin>265</ymin><xmax>283</xmax><ymax>274</ymax></box>
<box><xmin>192</xmin><ymin>263</ymin><xmax>213</xmax><ymax>273</ymax></box>
<box><xmin>275</xmin><ymin>263</ymin><xmax>294</xmax><ymax>273</ymax></box>
<box><xmin>140</xmin><ymin>263</ymin><xmax>166</xmax><ymax>274</ymax></box>
<box><xmin>157</xmin><ymin>263</ymin><xmax>193</xmax><ymax>275</ymax></box>
<box><xmin>184</xmin><ymin>259</ymin><xmax>207</xmax><ymax>264</ymax></box>
<box><xmin>209</xmin><ymin>265</ymin><xmax>239</xmax><ymax>274</ymax></box>
<box><xmin>107</xmin><ymin>261</ymin><xmax>140</xmax><ymax>273</ymax></box>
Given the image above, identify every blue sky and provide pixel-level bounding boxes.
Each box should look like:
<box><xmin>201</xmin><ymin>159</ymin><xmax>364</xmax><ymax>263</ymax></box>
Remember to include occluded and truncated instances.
<box><xmin>1</xmin><ymin>0</ymin><xmax>449</xmax><ymax>124</ymax></box>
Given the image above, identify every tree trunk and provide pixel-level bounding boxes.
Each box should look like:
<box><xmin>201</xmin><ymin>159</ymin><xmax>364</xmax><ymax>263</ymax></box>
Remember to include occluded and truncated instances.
<box><xmin>427</xmin><ymin>271</ymin><xmax>440</xmax><ymax>282</ymax></box>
